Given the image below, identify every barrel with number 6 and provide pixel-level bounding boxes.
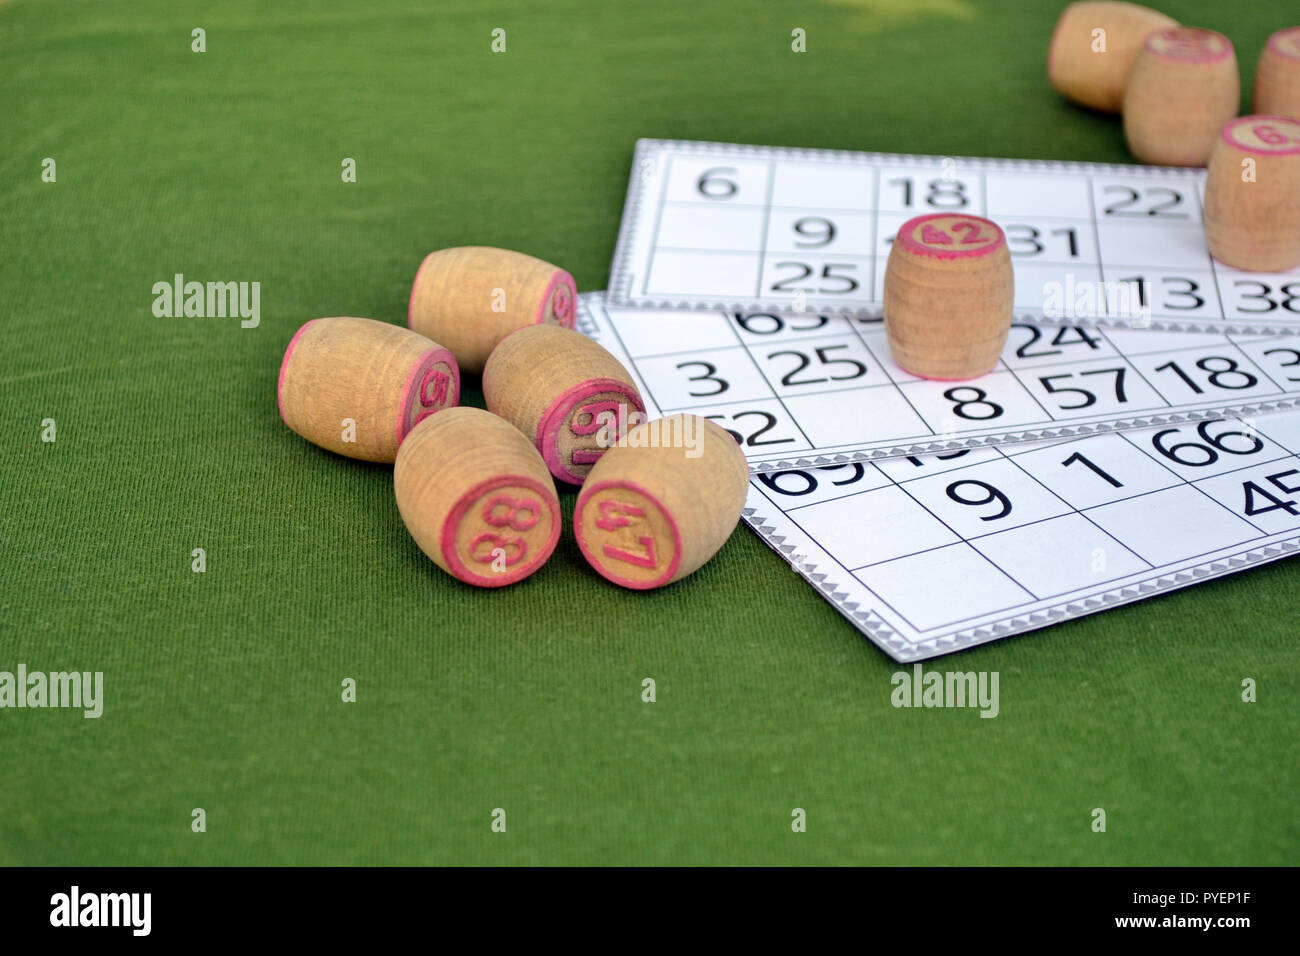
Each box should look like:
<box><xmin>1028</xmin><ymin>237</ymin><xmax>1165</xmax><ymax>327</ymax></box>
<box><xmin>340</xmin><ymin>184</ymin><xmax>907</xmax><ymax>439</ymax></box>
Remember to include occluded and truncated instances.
<box><xmin>1204</xmin><ymin>116</ymin><xmax>1300</xmax><ymax>273</ymax></box>
<box><xmin>483</xmin><ymin>324</ymin><xmax>646</xmax><ymax>484</ymax></box>
<box><xmin>394</xmin><ymin>407</ymin><xmax>560</xmax><ymax>588</ymax></box>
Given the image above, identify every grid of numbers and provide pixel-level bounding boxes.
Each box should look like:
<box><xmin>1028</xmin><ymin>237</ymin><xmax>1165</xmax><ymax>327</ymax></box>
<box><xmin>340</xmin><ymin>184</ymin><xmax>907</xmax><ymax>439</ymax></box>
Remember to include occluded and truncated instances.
<box><xmin>610</xmin><ymin>139</ymin><xmax>1300</xmax><ymax>334</ymax></box>
<box><xmin>745</xmin><ymin>413</ymin><xmax>1300</xmax><ymax>660</ymax></box>
<box><xmin>585</xmin><ymin>295</ymin><xmax>1300</xmax><ymax>471</ymax></box>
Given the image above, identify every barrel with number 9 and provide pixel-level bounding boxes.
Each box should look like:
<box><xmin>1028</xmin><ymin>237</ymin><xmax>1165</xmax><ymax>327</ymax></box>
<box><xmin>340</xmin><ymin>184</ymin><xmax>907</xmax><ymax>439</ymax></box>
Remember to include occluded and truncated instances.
<box><xmin>394</xmin><ymin>407</ymin><xmax>560</xmax><ymax>588</ymax></box>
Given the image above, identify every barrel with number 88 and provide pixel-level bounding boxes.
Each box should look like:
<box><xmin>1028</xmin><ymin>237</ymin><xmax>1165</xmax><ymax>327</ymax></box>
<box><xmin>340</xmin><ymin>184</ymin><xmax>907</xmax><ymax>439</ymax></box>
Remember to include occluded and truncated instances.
<box><xmin>394</xmin><ymin>407</ymin><xmax>561</xmax><ymax>588</ymax></box>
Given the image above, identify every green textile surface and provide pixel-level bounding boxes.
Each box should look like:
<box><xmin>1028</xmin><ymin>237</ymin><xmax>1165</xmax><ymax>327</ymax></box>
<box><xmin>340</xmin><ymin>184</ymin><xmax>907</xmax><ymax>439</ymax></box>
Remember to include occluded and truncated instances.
<box><xmin>1</xmin><ymin>0</ymin><xmax>1296</xmax><ymax>866</ymax></box>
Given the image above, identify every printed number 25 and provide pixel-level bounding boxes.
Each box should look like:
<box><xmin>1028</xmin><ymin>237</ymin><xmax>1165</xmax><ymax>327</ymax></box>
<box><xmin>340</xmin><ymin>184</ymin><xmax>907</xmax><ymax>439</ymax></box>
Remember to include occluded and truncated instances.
<box><xmin>771</xmin><ymin>263</ymin><xmax>859</xmax><ymax>294</ymax></box>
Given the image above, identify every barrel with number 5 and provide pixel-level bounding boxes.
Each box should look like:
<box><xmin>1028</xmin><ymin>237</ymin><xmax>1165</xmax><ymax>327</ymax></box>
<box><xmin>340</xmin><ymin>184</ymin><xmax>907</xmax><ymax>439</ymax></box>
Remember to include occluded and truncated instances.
<box><xmin>483</xmin><ymin>324</ymin><xmax>646</xmax><ymax>484</ymax></box>
<box><xmin>278</xmin><ymin>316</ymin><xmax>460</xmax><ymax>462</ymax></box>
<box><xmin>1204</xmin><ymin>116</ymin><xmax>1300</xmax><ymax>273</ymax></box>
<box><xmin>574</xmin><ymin>414</ymin><xmax>749</xmax><ymax>589</ymax></box>
<box><xmin>883</xmin><ymin>213</ymin><xmax>1014</xmax><ymax>380</ymax></box>
<box><xmin>394</xmin><ymin>407</ymin><xmax>560</xmax><ymax>587</ymax></box>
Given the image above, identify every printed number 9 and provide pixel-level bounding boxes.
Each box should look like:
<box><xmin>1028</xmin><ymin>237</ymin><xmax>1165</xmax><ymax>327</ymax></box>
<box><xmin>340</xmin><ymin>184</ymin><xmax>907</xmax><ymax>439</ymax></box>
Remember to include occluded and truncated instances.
<box><xmin>946</xmin><ymin>480</ymin><xmax>1012</xmax><ymax>520</ymax></box>
<box><xmin>793</xmin><ymin>217</ymin><xmax>836</xmax><ymax>248</ymax></box>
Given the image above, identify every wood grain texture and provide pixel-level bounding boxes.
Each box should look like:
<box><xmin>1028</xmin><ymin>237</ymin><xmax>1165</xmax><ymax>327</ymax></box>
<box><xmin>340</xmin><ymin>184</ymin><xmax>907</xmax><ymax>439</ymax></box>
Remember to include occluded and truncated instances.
<box><xmin>574</xmin><ymin>414</ymin><xmax>749</xmax><ymax>590</ymax></box>
<box><xmin>1122</xmin><ymin>27</ymin><xmax>1239</xmax><ymax>166</ymax></box>
<box><xmin>482</xmin><ymin>324</ymin><xmax>646</xmax><ymax>485</ymax></box>
<box><xmin>1048</xmin><ymin>2</ymin><xmax>1178</xmax><ymax>113</ymax></box>
<box><xmin>1204</xmin><ymin>116</ymin><xmax>1300</xmax><ymax>272</ymax></box>
<box><xmin>1253</xmin><ymin>27</ymin><xmax>1300</xmax><ymax>119</ymax></box>
<box><xmin>407</xmin><ymin>246</ymin><xmax>577</xmax><ymax>375</ymax></box>
<box><xmin>393</xmin><ymin>407</ymin><xmax>560</xmax><ymax>588</ymax></box>
<box><xmin>882</xmin><ymin>214</ymin><xmax>1013</xmax><ymax>381</ymax></box>
<box><xmin>278</xmin><ymin>316</ymin><xmax>459</xmax><ymax>463</ymax></box>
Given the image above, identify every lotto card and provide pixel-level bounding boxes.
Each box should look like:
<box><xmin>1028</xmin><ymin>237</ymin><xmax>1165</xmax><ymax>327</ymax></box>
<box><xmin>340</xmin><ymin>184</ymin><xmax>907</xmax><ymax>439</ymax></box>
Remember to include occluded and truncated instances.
<box><xmin>579</xmin><ymin>293</ymin><xmax>1300</xmax><ymax>472</ymax></box>
<box><xmin>742</xmin><ymin>415</ymin><xmax>1300</xmax><ymax>661</ymax></box>
<box><xmin>608</xmin><ymin>138</ymin><xmax>1300</xmax><ymax>334</ymax></box>
<box><xmin>579</xmin><ymin>293</ymin><xmax>1300</xmax><ymax>660</ymax></box>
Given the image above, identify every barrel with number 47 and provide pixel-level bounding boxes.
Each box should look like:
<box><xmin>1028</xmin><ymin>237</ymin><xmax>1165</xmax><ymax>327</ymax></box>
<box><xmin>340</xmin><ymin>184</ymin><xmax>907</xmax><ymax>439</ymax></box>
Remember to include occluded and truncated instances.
<box><xmin>574</xmin><ymin>414</ymin><xmax>749</xmax><ymax>589</ymax></box>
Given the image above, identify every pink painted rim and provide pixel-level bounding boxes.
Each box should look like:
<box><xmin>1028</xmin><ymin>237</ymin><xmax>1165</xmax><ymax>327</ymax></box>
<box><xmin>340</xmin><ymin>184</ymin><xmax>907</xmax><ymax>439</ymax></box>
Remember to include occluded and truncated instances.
<box><xmin>533</xmin><ymin>269</ymin><xmax>577</xmax><ymax>329</ymax></box>
<box><xmin>895</xmin><ymin>213</ymin><xmax>1006</xmax><ymax>261</ymax></box>
<box><xmin>1144</xmin><ymin>27</ymin><xmax>1232</xmax><ymax>63</ymax></box>
<box><xmin>894</xmin><ymin>363</ymin><xmax>997</xmax><ymax>383</ymax></box>
<box><xmin>277</xmin><ymin>319</ymin><xmax>317</xmax><ymax>423</ymax></box>
<box><xmin>440</xmin><ymin>474</ymin><xmax>559</xmax><ymax>588</ymax></box>
<box><xmin>407</xmin><ymin>251</ymin><xmax>437</xmax><ymax>329</ymax></box>
<box><xmin>1267</xmin><ymin>26</ymin><xmax>1300</xmax><ymax>61</ymax></box>
<box><xmin>574</xmin><ymin>478</ymin><xmax>683</xmax><ymax>590</ymax></box>
<box><xmin>1045</xmin><ymin>7</ymin><xmax>1065</xmax><ymax>83</ymax></box>
<box><xmin>536</xmin><ymin>378</ymin><xmax>646</xmax><ymax>485</ymax></box>
<box><xmin>394</xmin><ymin>346</ymin><xmax>461</xmax><ymax>447</ymax></box>
<box><xmin>1221</xmin><ymin>115</ymin><xmax>1300</xmax><ymax>155</ymax></box>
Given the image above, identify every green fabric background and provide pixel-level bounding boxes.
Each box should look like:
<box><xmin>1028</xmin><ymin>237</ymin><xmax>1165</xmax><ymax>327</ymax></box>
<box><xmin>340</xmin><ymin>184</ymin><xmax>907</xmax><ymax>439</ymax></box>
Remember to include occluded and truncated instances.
<box><xmin>1</xmin><ymin>0</ymin><xmax>1296</xmax><ymax>865</ymax></box>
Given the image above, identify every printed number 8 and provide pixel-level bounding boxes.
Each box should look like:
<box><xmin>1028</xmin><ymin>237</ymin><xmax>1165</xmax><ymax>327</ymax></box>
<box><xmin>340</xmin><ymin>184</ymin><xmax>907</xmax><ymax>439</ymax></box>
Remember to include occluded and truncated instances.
<box><xmin>944</xmin><ymin>386</ymin><xmax>1004</xmax><ymax>420</ymax></box>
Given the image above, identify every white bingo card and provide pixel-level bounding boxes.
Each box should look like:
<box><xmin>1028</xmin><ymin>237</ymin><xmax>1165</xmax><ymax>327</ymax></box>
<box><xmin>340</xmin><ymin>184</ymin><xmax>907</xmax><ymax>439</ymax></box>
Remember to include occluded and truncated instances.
<box><xmin>741</xmin><ymin>414</ymin><xmax>1300</xmax><ymax>660</ymax></box>
<box><xmin>577</xmin><ymin>295</ymin><xmax>1300</xmax><ymax>660</ymax></box>
<box><xmin>609</xmin><ymin>138</ymin><xmax>1300</xmax><ymax>335</ymax></box>
<box><xmin>578</xmin><ymin>293</ymin><xmax>1300</xmax><ymax>472</ymax></box>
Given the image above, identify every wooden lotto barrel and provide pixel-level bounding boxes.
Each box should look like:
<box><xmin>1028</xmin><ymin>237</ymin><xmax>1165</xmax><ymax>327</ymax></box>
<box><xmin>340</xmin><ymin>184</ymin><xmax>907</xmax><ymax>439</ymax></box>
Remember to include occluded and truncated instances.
<box><xmin>407</xmin><ymin>246</ymin><xmax>577</xmax><ymax>374</ymax></box>
<box><xmin>277</xmin><ymin>316</ymin><xmax>459</xmax><ymax>462</ymax></box>
<box><xmin>1204</xmin><ymin>115</ymin><xmax>1300</xmax><ymax>272</ymax></box>
<box><xmin>393</xmin><ymin>407</ymin><xmax>560</xmax><ymax>588</ymax></box>
<box><xmin>482</xmin><ymin>324</ymin><xmax>646</xmax><ymax>485</ymax></box>
<box><xmin>574</xmin><ymin>414</ymin><xmax>749</xmax><ymax>590</ymax></box>
<box><xmin>1253</xmin><ymin>27</ymin><xmax>1300</xmax><ymax>119</ymax></box>
<box><xmin>1122</xmin><ymin>26</ymin><xmax>1239</xmax><ymax>166</ymax></box>
<box><xmin>882</xmin><ymin>213</ymin><xmax>1014</xmax><ymax>381</ymax></box>
<box><xmin>1047</xmin><ymin>2</ymin><xmax>1179</xmax><ymax>112</ymax></box>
